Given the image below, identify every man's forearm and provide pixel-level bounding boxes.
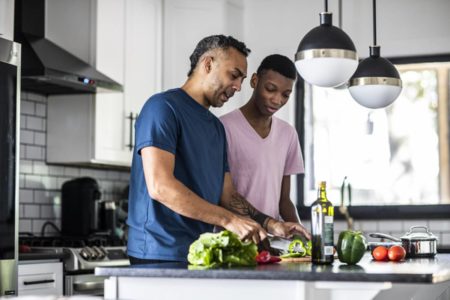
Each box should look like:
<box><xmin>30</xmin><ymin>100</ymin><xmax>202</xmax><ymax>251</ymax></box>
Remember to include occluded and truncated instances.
<box><xmin>222</xmin><ymin>191</ymin><xmax>273</xmax><ymax>230</ymax></box>
<box><xmin>150</xmin><ymin>177</ymin><xmax>236</xmax><ymax>228</ymax></box>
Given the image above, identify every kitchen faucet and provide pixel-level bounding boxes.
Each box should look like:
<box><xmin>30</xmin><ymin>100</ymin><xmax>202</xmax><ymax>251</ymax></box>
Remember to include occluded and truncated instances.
<box><xmin>339</xmin><ymin>176</ymin><xmax>354</xmax><ymax>230</ymax></box>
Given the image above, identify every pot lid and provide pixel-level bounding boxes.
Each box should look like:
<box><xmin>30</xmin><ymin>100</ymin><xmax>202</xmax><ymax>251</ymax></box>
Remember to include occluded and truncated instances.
<box><xmin>401</xmin><ymin>226</ymin><xmax>438</xmax><ymax>241</ymax></box>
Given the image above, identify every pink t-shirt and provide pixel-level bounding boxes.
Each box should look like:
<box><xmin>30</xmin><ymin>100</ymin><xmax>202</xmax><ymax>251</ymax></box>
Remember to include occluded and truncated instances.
<box><xmin>220</xmin><ymin>109</ymin><xmax>304</xmax><ymax>219</ymax></box>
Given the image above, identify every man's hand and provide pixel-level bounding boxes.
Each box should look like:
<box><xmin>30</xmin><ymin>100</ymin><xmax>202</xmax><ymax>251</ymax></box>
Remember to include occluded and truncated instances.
<box><xmin>267</xmin><ymin>219</ymin><xmax>311</xmax><ymax>240</ymax></box>
<box><xmin>223</xmin><ymin>215</ymin><xmax>267</xmax><ymax>245</ymax></box>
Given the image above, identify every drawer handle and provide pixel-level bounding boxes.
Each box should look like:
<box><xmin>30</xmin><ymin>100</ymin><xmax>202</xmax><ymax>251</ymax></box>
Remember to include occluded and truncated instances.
<box><xmin>73</xmin><ymin>281</ymin><xmax>104</xmax><ymax>291</ymax></box>
<box><xmin>23</xmin><ymin>279</ymin><xmax>55</xmax><ymax>285</ymax></box>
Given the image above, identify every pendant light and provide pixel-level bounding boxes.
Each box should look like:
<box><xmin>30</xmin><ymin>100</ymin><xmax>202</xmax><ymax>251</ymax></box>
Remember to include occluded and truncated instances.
<box><xmin>295</xmin><ymin>0</ymin><xmax>358</xmax><ymax>88</ymax></box>
<box><xmin>348</xmin><ymin>0</ymin><xmax>402</xmax><ymax>109</ymax></box>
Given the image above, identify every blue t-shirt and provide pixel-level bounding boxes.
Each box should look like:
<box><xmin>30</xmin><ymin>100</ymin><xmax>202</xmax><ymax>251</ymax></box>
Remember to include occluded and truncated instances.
<box><xmin>127</xmin><ymin>88</ymin><xmax>229</xmax><ymax>262</ymax></box>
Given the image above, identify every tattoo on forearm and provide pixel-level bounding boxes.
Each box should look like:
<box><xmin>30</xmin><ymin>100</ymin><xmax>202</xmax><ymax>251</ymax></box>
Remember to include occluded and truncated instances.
<box><xmin>229</xmin><ymin>191</ymin><xmax>270</xmax><ymax>229</ymax></box>
<box><xmin>229</xmin><ymin>191</ymin><xmax>257</xmax><ymax>217</ymax></box>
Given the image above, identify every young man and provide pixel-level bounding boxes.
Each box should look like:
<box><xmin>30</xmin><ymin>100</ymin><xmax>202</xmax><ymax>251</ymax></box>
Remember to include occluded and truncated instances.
<box><xmin>221</xmin><ymin>54</ymin><xmax>309</xmax><ymax>232</ymax></box>
<box><xmin>127</xmin><ymin>36</ymin><xmax>308</xmax><ymax>264</ymax></box>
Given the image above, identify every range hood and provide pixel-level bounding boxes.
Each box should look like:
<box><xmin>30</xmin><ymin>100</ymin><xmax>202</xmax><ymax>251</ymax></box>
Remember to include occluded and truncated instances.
<box><xmin>14</xmin><ymin>0</ymin><xmax>122</xmax><ymax>95</ymax></box>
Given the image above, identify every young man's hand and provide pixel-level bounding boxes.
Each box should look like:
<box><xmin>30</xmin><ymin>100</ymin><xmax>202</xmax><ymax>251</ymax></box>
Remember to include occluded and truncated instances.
<box><xmin>267</xmin><ymin>219</ymin><xmax>311</xmax><ymax>240</ymax></box>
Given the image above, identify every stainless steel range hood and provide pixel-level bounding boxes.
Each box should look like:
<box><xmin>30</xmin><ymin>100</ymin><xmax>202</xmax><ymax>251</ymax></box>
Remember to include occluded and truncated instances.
<box><xmin>14</xmin><ymin>0</ymin><xmax>123</xmax><ymax>95</ymax></box>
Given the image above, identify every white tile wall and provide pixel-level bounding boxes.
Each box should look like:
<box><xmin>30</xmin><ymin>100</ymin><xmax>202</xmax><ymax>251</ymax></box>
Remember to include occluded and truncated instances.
<box><xmin>19</xmin><ymin>93</ymin><xmax>130</xmax><ymax>235</ymax></box>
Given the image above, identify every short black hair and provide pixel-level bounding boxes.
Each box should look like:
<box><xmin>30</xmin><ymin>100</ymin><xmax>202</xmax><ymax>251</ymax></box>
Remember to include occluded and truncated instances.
<box><xmin>187</xmin><ymin>35</ymin><xmax>251</xmax><ymax>77</ymax></box>
<box><xmin>256</xmin><ymin>54</ymin><xmax>297</xmax><ymax>80</ymax></box>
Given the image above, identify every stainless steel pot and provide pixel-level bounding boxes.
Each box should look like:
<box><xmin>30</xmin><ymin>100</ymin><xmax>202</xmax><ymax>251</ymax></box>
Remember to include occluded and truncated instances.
<box><xmin>369</xmin><ymin>226</ymin><xmax>438</xmax><ymax>258</ymax></box>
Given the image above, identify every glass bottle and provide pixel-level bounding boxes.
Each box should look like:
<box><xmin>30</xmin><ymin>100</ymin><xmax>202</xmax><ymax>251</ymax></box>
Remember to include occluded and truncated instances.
<box><xmin>311</xmin><ymin>181</ymin><xmax>334</xmax><ymax>264</ymax></box>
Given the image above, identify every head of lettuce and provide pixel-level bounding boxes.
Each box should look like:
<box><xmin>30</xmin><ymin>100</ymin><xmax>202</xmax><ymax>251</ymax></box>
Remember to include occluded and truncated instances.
<box><xmin>188</xmin><ymin>230</ymin><xmax>258</xmax><ymax>269</ymax></box>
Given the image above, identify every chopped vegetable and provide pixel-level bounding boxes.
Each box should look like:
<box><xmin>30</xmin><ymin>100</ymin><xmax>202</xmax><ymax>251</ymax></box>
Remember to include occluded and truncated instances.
<box><xmin>288</xmin><ymin>239</ymin><xmax>304</xmax><ymax>253</ymax></box>
<box><xmin>256</xmin><ymin>251</ymin><xmax>281</xmax><ymax>264</ymax></box>
<box><xmin>187</xmin><ymin>230</ymin><xmax>258</xmax><ymax>269</ymax></box>
<box><xmin>279</xmin><ymin>238</ymin><xmax>311</xmax><ymax>258</ymax></box>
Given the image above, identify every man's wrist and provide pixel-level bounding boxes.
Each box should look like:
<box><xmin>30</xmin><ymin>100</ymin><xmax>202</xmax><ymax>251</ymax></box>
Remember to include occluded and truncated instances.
<box><xmin>253</xmin><ymin>212</ymin><xmax>273</xmax><ymax>231</ymax></box>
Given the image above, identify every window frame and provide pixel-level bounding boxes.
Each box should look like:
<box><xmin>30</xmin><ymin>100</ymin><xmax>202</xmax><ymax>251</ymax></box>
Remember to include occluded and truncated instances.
<box><xmin>295</xmin><ymin>54</ymin><xmax>450</xmax><ymax>220</ymax></box>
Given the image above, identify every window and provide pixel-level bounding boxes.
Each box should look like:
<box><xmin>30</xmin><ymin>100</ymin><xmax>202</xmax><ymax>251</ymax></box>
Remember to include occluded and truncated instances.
<box><xmin>297</xmin><ymin>56</ymin><xmax>450</xmax><ymax>218</ymax></box>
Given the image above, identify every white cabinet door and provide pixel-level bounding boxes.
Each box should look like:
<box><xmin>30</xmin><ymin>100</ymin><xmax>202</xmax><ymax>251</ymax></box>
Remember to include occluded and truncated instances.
<box><xmin>18</xmin><ymin>262</ymin><xmax>63</xmax><ymax>296</ymax></box>
<box><xmin>94</xmin><ymin>0</ymin><xmax>131</xmax><ymax>165</ymax></box>
<box><xmin>0</xmin><ymin>0</ymin><xmax>15</xmax><ymax>40</ymax></box>
<box><xmin>123</xmin><ymin>0</ymin><xmax>162</xmax><ymax>152</ymax></box>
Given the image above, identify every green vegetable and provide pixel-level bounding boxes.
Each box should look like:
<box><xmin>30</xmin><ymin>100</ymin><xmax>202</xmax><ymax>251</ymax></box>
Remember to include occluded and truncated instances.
<box><xmin>288</xmin><ymin>239</ymin><xmax>304</xmax><ymax>253</ymax></box>
<box><xmin>304</xmin><ymin>240</ymin><xmax>312</xmax><ymax>256</ymax></box>
<box><xmin>187</xmin><ymin>230</ymin><xmax>258</xmax><ymax>269</ymax></box>
<box><xmin>337</xmin><ymin>230</ymin><xmax>367</xmax><ymax>265</ymax></box>
<box><xmin>280</xmin><ymin>238</ymin><xmax>312</xmax><ymax>258</ymax></box>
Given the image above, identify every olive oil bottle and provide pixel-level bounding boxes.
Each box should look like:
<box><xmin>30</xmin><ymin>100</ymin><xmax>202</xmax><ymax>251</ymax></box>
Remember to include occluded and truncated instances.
<box><xmin>311</xmin><ymin>181</ymin><xmax>334</xmax><ymax>264</ymax></box>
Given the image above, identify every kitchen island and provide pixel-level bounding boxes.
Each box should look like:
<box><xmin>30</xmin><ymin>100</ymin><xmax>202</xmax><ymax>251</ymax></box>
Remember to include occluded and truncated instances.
<box><xmin>96</xmin><ymin>253</ymin><xmax>450</xmax><ymax>300</ymax></box>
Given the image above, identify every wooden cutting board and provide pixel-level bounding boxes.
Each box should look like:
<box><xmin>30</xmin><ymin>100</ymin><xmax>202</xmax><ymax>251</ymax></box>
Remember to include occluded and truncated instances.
<box><xmin>280</xmin><ymin>256</ymin><xmax>312</xmax><ymax>263</ymax></box>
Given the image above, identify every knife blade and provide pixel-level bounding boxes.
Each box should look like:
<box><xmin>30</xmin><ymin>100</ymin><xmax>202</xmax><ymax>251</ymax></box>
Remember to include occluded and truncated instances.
<box><xmin>266</xmin><ymin>234</ymin><xmax>303</xmax><ymax>254</ymax></box>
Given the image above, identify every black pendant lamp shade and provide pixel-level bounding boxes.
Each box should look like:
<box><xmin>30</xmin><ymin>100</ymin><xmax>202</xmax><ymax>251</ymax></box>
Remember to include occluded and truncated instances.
<box><xmin>295</xmin><ymin>4</ymin><xmax>358</xmax><ymax>88</ymax></box>
<box><xmin>348</xmin><ymin>0</ymin><xmax>402</xmax><ymax>108</ymax></box>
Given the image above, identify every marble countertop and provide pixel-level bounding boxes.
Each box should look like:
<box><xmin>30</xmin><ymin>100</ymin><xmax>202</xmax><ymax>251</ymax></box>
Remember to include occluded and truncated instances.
<box><xmin>95</xmin><ymin>253</ymin><xmax>450</xmax><ymax>284</ymax></box>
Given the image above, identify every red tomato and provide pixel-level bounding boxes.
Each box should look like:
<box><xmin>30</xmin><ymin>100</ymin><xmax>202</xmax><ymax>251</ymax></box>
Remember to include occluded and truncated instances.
<box><xmin>388</xmin><ymin>245</ymin><xmax>406</xmax><ymax>261</ymax></box>
<box><xmin>372</xmin><ymin>246</ymin><xmax>389</xmax><ymax>261</ymax></box>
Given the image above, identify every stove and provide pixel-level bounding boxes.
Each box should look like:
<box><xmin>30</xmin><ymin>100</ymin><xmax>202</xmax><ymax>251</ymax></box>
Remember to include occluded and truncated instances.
<box><xmin>64</xmin><ymin>246</ymin><xmax>129</xmax><ymax>271</ymax></box>
<box><xmin>19</xmin><ymin>234</ymin><xmax>129</xmax><ymax>296</ymax></box>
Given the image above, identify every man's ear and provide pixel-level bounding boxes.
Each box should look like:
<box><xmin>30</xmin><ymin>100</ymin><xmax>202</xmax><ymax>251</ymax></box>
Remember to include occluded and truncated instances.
<box><xmin>250</xmin><ymin>73</ymin><xmax>258</xmax><ymax>88</ymax></box>
<box><xmin>203</xmin><ymin>56</ymin><xmax>214</xmax><ymax>74</ymax></box>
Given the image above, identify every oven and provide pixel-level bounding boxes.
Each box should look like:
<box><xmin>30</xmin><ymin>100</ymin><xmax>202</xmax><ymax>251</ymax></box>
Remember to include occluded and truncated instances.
<box><xmin>20</xmin><ymin>235</ymin><xmax>129</xmax><ymax>296</ymax></box>
<box><xmin>63</xmin><ymin>246</ymin><xmax>129</xmax><ymax>296</ymax></box>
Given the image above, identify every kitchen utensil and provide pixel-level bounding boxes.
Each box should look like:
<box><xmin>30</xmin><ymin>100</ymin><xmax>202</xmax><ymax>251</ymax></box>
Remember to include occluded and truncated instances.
<box><xmin>369</xmin><ymin>226</ymin><xmax>437</xmax><ymax>258</ymax></box>
<box><xmin>267</xmin><ymin>234</ymin><xmax>303</xmax><ymax>254</ymax></box>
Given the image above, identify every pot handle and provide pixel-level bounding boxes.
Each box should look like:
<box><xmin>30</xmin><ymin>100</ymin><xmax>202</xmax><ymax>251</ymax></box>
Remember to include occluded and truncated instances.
<box><xmin>407</xmin><ymin>226</ymin><xmax>430</xmax><ymax>234</ymax></box>
<box><xmin>369</xmin><ymin>233</ymin><xmax>402</xmax><ymax>242</ymax></box>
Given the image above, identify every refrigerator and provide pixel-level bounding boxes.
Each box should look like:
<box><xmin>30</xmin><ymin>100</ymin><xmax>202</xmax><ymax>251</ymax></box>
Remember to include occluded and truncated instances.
<box><xmin>0</xmin><ymin>36</ymin><xmax>20</xmax><ymax>296</ymax></box>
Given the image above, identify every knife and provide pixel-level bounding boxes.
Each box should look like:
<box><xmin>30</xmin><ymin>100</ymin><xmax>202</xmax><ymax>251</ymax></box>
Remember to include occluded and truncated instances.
<box><xmin>266</xmin><ymin>233</ymin><xmax>303</xmax><ymax>254</ymax></box>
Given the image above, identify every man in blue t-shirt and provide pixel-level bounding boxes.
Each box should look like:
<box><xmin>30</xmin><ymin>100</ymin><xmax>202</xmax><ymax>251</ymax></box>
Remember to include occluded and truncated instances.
<box><xmin>127</xmin><ymin>35</ymin><xmax>309</xmax><ymax>264</ymax></box>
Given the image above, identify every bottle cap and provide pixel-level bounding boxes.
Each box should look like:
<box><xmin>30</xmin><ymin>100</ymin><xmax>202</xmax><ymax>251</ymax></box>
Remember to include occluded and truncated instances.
<box><xmin>320</xmin><ymin>181</ymin><xmax>327</xmax><ymax>188</ymax></box>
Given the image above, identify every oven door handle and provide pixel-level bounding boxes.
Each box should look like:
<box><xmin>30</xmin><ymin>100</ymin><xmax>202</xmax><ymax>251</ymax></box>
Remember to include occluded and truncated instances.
<box><xmin>73</xmin><ymin>281</ymin><xmax>104</xmax><ymax>291</ymax></box>
<box><xmin>23</xmin><ymin>279</ymin><xmax>55</xmax><ymax>285</ymax></box>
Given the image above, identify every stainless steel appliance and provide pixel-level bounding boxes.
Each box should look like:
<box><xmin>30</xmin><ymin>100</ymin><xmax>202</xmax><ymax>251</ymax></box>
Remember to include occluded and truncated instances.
<box><xmin>0</xmin><ymin>36</ymin><xmax>20</xmax><ymax>297</ymax></box>
<box><xmin>20</xmin><ymin>235</ymin><xmax>129</xmax><ymax>296</ymax></box>
<box><xmin>63</xmin><ymin>246</ymin><xmax>129</xmax><ymax>296</ymax></box>
<box><xmin>14</xmin><ymin>0</ymin><xmax>122</xmax><ymax>94</ymax></box>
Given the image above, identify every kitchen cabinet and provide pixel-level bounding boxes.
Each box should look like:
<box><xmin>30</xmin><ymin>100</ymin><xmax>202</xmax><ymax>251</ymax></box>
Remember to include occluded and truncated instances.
<box><xmin>47</xmin><ymin>0</ymin><xmax>162</xmax><ymax>167</ymax></box>
<box><xmin>0</xmin><ymin>0</ymin><xmax>14</xmax><ymax>40</ymax></box>
<box><xmin>162</xmin><ymin>0</ymin><xmax>244</xmax><ymax>90</ymax></box>
<box><xmin>18</xmin><ymin>261</ymin><xmax>63</xmax><ymax>296</ymax></box>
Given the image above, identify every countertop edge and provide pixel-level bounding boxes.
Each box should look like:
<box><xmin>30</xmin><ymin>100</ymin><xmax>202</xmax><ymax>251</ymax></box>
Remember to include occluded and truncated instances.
<box><xmin>95</xmin><ymin>267</ymin><xmax>439</xmax><ymax>284</ymax></box>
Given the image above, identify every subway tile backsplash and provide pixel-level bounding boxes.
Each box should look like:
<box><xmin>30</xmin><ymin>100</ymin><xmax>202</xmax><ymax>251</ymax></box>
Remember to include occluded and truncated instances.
<box><xmin>18</xmin><ymin>92</ymin><xmax>450</xmax><ymax>246</ymax></box>
<box><xmin>19</xmin><ymin>92</ymin><xmax>130</xmax><ymax>235</ymax></box>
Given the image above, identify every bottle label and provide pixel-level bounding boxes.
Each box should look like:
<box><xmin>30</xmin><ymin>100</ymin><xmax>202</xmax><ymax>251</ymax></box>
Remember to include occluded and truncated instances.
<box><xmin>324</xmin><ymin>222</ymin><xmax>333</xmax><ymax>245</ymax></box>
<box><xmin>324</xmin><ymin>246</ymin><xmax>334</xmax><ymax>255</ymax></box>
<box><xmin>324</xmin><ymin>216</ymin><xmax>333</xmax><ymax>224</ymax></box>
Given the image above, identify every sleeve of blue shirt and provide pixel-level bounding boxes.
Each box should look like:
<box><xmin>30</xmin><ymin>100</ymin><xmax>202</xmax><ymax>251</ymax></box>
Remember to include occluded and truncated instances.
<box><xmin>135</xmin><ymin>96</ymin><xmax>178</xmax><ymax>155</ymax></box>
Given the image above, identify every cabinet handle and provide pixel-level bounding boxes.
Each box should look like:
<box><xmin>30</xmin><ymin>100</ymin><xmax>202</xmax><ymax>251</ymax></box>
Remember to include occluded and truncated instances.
<box><xmin>23</xmin><ymin>279</ymin><xmax>55</xmax><ymax>285</ymax></box>
<box><xmin>126</xmin><ymin>112</ymin><xmax>138</xmax><ymax>151</ymax></box>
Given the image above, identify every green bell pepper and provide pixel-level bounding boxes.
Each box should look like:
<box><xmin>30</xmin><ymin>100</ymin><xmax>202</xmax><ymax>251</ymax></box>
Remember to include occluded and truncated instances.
<box><xmin>337</xmin><ymin>230</ymin><xmax>367</xmax><ymax>265</ymax></box>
